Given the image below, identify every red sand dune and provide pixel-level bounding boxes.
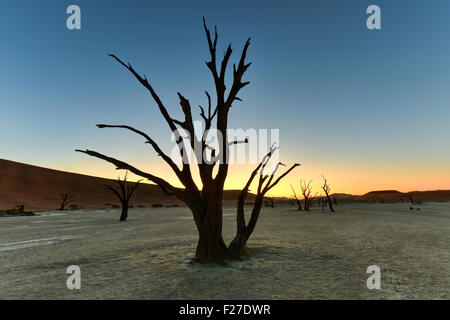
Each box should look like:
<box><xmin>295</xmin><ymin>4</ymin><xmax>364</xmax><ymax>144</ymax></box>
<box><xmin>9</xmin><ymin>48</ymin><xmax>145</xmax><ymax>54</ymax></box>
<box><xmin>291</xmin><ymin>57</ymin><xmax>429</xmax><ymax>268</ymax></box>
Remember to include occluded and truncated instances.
<box><xmin>0</xmin><ymin>159</ymin><xmax>253</xmax><ymax>211</ymax></box>
<box><xmin>0</xmin><ymin>159</ymin><xmax>182</xmax><ymax>211</ymax></box>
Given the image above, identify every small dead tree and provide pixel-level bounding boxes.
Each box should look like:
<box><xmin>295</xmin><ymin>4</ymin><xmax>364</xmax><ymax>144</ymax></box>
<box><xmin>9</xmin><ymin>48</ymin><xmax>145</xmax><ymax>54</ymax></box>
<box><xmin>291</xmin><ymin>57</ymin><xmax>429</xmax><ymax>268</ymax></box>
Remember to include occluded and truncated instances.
<box><xmin>290</xmin><ymin>184</ymin><xmax>303</xmax><ymax>211</ymax></box>
<box><xmin>59</xmin><ymin>193</ymin><xmax>75</xmax><ymax>211</ymax></box>
<box><xmin>321</xmin><ymin>175</ymin><xmax>335</xmax><ymax>212</ymax></box>
<box><xmin>407</xmin><ymin>192</ymin><xmax>422</xmax><ymax>205</ymax></box>
<box><xmin>300</xmin><ymin>179</ymin><xmax>316</xmax><ymax>211</ymax></box>
<box><xmin>264</xmin><ymin>195</ymin><xmax>275</xmax><ymax>208</ymax></box>
<box><xmin>374</xmin><ymin>196</ymin><xmax>384</xmax><ymax>204</ymax></box>
<box><xmin>321</xmin><ymin>196</ymin><xmax>326</xmax><ymax>211</ymax></box>
<box><xmin>407</xmin><ymin>193</ymin><xmax>414</xmax><ymax>204</ymax></box>
<box><xmin>103</xmin><ymin>172</ymin><xmax>141</xmax><ymax>221</ymax></box>
<box><xmin>229</xmin><ymin>147</ymin><xmax>299</xmax><ymax>255</ymax></box>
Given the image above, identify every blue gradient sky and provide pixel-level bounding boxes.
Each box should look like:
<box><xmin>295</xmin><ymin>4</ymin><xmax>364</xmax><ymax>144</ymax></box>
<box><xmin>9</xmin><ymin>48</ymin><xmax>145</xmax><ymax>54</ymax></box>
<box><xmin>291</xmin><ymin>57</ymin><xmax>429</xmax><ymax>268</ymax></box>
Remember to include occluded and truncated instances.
<box><xmin>1</xmin><ymin>0</ymin><xmax>449</xmax><ymax>195</ymax></box>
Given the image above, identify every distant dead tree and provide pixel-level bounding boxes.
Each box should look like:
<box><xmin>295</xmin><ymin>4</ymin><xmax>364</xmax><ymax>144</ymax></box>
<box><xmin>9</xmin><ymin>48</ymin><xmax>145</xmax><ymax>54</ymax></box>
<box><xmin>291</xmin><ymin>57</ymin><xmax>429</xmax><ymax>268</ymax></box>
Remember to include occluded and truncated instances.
<box><xmin>300</xmin><ymin>179</ymin><xmax>317</xmax><ymax>211</ymax></box>
<box><xmin>75</xmin><ymin>18</ymin><xmax>298</xmax><ymax>264</ymax></box>
<box><xmin>264</xmin><ymin>194</ymin><xmax>275</xmax><ymax>208</ymax></box>
<box><xmin>407</xmin><ymin>192</ymin><xmax>422</xmax><ymax>205</ymax></box>
<box><xmin>407</xmin><ymin>193</ymin><xmax>414</xmax><ymax>204</ymax></box>
<box><xmin>59</xmin><ymin>193</ymin><xmax>75</xmax><ymax>211</ymax></box>
<box><xmin>374</xmin><ymin>196</ymin><xmax>384</xmax><ymax>204</ymax></box>
<box><xmin>229</xmin><ymin>147</ymin><xmax>299</xmax><ymax>255</ymax></box>
<box><xmin>321</xmin><ymin>175</ymin><xmax>335</xmax><ymax>212</ymax></box>
<box><xmin>103</xmin><ymin>172</ymin><xmax>141</xmax><ymax>221</ymax></box>
<box><xmin>16</xmin><ymin>204</ymin><xmax>25</xmax><ymax>214</ymax></box>
<box><xmin>320</xmin><ymin>196</ymin><xmax>326</xmax><ymax>211</ymax></box>
<box><xmin>290</xmin><ymin>184</ymin><xmax>303</xmax><ymax>211</ymax></box>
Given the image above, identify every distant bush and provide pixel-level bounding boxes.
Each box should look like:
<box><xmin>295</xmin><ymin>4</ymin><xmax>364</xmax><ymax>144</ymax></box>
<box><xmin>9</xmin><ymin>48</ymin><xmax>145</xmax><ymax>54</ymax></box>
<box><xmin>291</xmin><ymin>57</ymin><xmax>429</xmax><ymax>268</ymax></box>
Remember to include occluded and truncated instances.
<box><xmin>0</xmin><ymin>205</ymin><xmax>34</xmax><ymax>216</ymax></box>
<box><xmin>152</xmin><ymin>203</ymin><xmax>163</xmax><ymax>208</ymax></box>
<box><xmin>111</xmin><ymin>204</ymin><xmax>120</xmax><ymax>209</ymax></box>
<box><xmin>129</xmin><ymin>204</ymin><xmax>134</xmax><ymax>208</ymax></box>
<box><xmin>69</xmin><ymin>204</ymin><xmax>79</xmax><ymax>210</ymax></box>
<box><xmin>137</xmin><ymin>205</ymin><xmax>145</xmax><ymax>208</ymax></box>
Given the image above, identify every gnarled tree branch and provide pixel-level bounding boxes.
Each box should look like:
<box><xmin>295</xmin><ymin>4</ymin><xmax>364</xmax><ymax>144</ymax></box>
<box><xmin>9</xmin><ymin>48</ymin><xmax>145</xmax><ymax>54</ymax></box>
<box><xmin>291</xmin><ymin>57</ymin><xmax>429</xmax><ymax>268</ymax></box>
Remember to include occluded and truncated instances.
<box><xmin>75</xmin><ymin>149</ymin><xmax>180</xmax><ymax>198</ymax></box>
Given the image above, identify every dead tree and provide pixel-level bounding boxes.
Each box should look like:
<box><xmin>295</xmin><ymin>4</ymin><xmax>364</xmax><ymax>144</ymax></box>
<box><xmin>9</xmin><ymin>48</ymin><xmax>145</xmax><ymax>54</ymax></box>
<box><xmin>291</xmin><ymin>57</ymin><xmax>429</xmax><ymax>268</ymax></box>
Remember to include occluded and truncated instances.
<box><xmin>373</xmin><ymin>196</ymin><xmax>384</xmax><ymax>204</ymax></box>
<box><xmin>407</xmin><ymin>193</ymin><xmax>414</xmax><ymax>204</ymax></box>
<box><xmin>103</xmin><ymin>172</ymin><xmax>141</xmax><ymax>221</ymax></box>
<box><xmin>59</xmin><ymin>193</ymin><xmax>75</xmax><ymax>211</ymax></box>
<box><xmin>290</xmin><ymin>184</ymin><xmax>303</xmax><ymax>211</ymax></box>
<box><xmin>300</xmin><ymin>179</ymin><xmax>317</xmax><ymax>211</ymax></box>
<box><xmin>321</xmin><ymin>196</ymin><xmax>326</xmax><ymax>211</ymax></box>
<box><xmin>407</xmin><ymin>192</ymin><xmax>422</xmax><ymax>205</ymax></box>
<box><xmin>264</xmin><ymin>194</ymin><xmax>275</xmax><ymax>208</ymax></box>
<box><xmin>229</xmin><ymin>147</ymin><xmax>299</xmax><ymax>255</ymax></box>
<box><xmin>321</xmin><ymin>175</ymin><xmax>335</xmax><ymax>212</ymax></box>
<box><xmin>76</xmin><ymin>19</ymin><xmax>298</xmax><ymax>264</ymax></box>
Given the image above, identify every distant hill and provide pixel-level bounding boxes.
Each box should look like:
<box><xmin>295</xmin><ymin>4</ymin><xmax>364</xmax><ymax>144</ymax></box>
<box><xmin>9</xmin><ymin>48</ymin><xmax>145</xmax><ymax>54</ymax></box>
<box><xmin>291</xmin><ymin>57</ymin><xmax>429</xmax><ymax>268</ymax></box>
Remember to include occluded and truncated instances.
<box><xmin>358</xmin><ymin>190</ymin><xmax>450</xmax><ymax>202</ymax></box>
<box><xmin>330</xmin><ymin>193</ymin><xmax>359</xmax><ymax>201</ymax></box>
<box><xmin>0</xmin><ymin>159</ymin><xmax>252</xmax><ymax>211</ymax></box>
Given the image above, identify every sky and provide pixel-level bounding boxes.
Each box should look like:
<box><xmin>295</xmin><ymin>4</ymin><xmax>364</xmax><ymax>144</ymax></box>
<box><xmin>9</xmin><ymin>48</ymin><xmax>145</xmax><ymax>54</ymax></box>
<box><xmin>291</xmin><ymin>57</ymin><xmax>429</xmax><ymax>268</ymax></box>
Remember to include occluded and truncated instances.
<box><xmin>1</xmin><ymin>0</ymin><xmax>449</xmax><ymax>196</ymax></box>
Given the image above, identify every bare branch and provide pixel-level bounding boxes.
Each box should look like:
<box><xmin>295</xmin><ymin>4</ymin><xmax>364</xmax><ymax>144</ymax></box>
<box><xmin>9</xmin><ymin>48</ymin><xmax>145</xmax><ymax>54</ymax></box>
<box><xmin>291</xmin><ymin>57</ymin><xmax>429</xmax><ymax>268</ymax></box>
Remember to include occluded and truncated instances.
<box><xmin>264</xmin><ymin>163</ymin><xmax>300</xmax><ymax>194</ymax></box>
<box><xmin>75</xmin><ymin>149</ymin><xmax>180</xmax><ymax>197</ymax></box>
<box><xmin>107</xmin><ymin>54</ymin><xmax>177</xmax><ymax>133</ymax></box>
<box><xmin>103</xmin><ymin>184</ymin><xmax>123</xmax><ymax>202</ymax></box>
<box><xmin>95</xmin><ymin>124</ymin><xmax>185</xmax><ymax>181</ymax></box>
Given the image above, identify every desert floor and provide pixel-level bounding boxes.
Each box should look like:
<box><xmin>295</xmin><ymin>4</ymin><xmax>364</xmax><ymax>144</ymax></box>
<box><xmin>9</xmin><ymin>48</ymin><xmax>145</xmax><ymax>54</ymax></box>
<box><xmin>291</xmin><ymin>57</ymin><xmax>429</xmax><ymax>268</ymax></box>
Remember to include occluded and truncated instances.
<box><xmin>0</xmin><ymin>202</ymin><xmax>449</xmax><ymax>299</ymax></box>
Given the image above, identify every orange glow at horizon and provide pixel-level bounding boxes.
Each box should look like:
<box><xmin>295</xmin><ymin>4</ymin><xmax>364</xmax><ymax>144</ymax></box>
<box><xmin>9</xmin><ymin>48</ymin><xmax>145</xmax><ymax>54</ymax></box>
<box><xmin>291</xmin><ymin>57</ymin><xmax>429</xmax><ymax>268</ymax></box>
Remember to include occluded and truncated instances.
<box><xmin>50</xmin><ymin>156</ymin><xmax>450</xmax><ymax>198</ymax></box>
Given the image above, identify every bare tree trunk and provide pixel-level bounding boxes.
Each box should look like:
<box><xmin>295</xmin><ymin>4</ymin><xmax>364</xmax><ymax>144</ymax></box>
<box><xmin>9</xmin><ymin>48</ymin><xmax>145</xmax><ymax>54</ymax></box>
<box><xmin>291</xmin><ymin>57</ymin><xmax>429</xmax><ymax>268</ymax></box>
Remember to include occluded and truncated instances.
<box><xmin>229</xmin><ymin>195</ymin><xmax>264</xmax><ymax>256</ymax></box>
<box><xmin>193</xmin><ymin>189</ymin><xmax>231</xmax><ymax>264</ymax></box>
<box><xmin>304</xmin><ymin>199</ymin><xmax>309</xmax><ymax>211</ymax></box>
<box><xmin>291</xmin><ymin>185</ymin><xmax>303</xmax><ymax>211</ymax></box>
<box><xmin>325</xmin><ymin>193</ymin><xmax>335</xmax><ymax>212</ymax></box>
<box><xmin>229</xmin><ymin>149</ymin><xmax>299</xmax><ymax>256</ymax></box>
<box><xmin>120</xmin><ymin>202</ymin><xmax>128</xmax><ymax>221</ymax></box>
<box><xmin>321</xmin><ymin>176</ymin><xmax>335</xmax><ymax>212</ymax></box>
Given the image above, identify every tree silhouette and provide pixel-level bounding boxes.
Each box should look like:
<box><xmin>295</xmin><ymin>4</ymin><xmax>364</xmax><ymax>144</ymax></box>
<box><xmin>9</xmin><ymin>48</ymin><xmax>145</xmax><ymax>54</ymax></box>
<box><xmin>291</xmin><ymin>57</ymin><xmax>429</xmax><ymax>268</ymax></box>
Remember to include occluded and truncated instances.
<box><xmin>264</xmin><ymin>194</ymin><xmax>275</xmax><ymax>208</ymax></box>
<box><xmin>300</xmin><ymin>179</ymin><xmax>316</xmax><ymax>211</ymax></box>
<box><xmin>59</xmin><ymin>193</ymin><xmax>75</xmax><ymax>211</ymax></box>
<box><xmin>229</xmin><ymin>146</ymin><xmax>299</xmax><ymax>255</ymax></box>
<box><xmin>321</xmin><ymin>175</ymin><xmax>335</xmax><ymax>212</ymax></box>
<box><xmin>320</xmin><ymin>196</ymin><xmax>326</xmax><ymax>211</ymax></box>
<box><xmin>76</xmin><ymin>18</ymin><xmax>298</xmax><ymax>264</ymax></box>
<box><xmin>103</xmin><ymin>172</ymin><xmax>141</xmax><ymax>221</ymax></box>
<box><xmin>407</xmin><ymin>192</ymin><xmax>422</xmax><ymax>205</ymax></box>
<box><xmin>290</xmin><ymin>184</ymin><xmax>303</xmax><ymax>211</ymax></box>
